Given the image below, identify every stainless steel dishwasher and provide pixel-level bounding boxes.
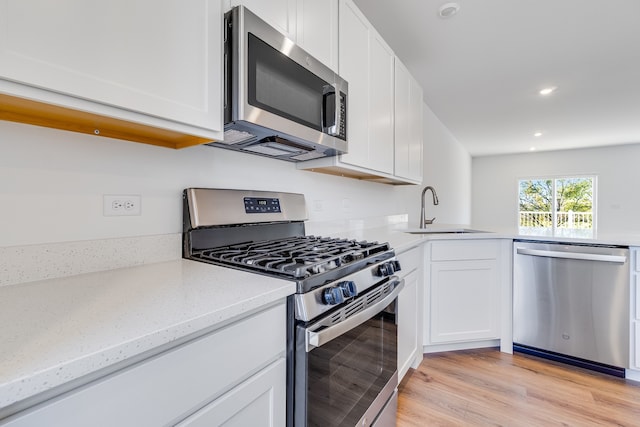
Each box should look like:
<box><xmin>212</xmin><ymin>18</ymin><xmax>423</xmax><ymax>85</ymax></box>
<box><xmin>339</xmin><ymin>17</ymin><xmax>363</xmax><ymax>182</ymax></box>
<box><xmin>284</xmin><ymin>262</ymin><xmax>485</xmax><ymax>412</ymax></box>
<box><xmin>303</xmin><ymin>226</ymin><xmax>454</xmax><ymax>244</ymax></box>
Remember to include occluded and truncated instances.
<box><xmin>513</xmin><ymin>240</ymin><xmax>630</xmax><ymax>376</ymax></box>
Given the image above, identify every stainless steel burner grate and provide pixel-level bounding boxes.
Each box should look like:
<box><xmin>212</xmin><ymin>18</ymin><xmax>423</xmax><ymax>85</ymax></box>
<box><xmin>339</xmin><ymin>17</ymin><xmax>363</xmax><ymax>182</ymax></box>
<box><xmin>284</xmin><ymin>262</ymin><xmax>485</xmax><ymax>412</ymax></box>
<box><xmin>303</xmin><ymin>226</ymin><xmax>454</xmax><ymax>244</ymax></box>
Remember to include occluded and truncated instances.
<box><xmin>192</xmin><ymin>235</ymin><xmax>389</xmax><ymax>279</ymax></box>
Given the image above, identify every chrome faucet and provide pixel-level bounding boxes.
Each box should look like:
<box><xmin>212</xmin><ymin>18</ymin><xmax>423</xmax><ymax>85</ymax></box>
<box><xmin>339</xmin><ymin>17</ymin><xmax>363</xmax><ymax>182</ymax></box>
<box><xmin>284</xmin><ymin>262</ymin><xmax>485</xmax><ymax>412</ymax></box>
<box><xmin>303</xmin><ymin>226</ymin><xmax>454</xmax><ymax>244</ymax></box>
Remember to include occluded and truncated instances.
<box><xmin>419</xmin><ymin>186</ymin><xmax>439</xmax><ymax>228</ymax></box>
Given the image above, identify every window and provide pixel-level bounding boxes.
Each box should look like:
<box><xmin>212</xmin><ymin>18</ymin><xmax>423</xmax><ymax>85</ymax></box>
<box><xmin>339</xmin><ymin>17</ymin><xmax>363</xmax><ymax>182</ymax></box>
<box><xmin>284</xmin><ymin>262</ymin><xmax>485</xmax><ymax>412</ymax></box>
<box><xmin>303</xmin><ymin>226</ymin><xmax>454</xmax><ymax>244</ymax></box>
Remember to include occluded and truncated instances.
<box><xmin>518</xmin><ymin>176</ymin><xmax>595</xmax><ymax>236</ymax></box>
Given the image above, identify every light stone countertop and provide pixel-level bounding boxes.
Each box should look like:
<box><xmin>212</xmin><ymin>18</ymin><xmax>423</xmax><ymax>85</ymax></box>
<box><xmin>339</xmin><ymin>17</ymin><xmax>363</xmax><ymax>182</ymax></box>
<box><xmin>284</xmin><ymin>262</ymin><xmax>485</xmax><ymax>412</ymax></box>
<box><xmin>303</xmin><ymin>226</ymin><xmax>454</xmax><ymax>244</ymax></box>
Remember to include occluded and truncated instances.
<box><xmin>4</xmin><ymin>217</ymin><xmax>639</xmax><ymax>413</ymax></box>
<box><xmin>0</xmin><ymin>259</ymin><xmax>295</xmax><ymax>410</ymax></box>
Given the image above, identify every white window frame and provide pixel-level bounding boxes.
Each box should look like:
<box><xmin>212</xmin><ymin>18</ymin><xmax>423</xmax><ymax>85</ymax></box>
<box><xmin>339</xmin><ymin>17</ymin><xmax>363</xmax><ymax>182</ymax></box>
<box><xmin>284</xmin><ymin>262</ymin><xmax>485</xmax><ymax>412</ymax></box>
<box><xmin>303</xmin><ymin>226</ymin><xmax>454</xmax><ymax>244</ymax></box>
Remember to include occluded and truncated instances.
<box><xmin>517</xmin><ymin>174</ymin><xmax>597</xmax><ymax>233</ymax></box>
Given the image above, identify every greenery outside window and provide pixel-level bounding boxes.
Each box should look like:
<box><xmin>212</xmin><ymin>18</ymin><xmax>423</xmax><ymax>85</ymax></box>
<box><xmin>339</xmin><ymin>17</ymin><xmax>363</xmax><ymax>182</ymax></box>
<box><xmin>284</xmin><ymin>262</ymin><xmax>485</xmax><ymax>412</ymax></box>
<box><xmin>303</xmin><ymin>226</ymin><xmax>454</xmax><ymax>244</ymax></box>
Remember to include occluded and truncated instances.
<box><xmin>518</xmin><ymin>176</ymin><xmax>596</xmax><ymax>236</ymax></box>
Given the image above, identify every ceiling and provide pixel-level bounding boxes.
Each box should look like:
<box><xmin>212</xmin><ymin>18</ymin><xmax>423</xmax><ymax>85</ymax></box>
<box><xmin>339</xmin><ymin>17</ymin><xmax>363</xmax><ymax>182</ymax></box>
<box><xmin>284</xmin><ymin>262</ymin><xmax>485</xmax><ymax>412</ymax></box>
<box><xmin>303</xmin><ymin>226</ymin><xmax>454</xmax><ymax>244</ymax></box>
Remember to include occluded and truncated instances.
<box><xmin>352</xmin><ymin>0</ymin><xmax>640</xmax><ymax>157</ymax></box>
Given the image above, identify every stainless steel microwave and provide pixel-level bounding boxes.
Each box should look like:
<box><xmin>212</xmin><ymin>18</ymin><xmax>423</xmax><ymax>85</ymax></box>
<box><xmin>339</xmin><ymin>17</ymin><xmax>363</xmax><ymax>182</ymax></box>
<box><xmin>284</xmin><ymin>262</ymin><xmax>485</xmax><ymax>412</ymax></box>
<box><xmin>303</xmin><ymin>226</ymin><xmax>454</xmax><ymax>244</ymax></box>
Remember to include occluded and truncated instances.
<box><xmin>211</xmin><ymin>6</ymin><xmax>348</xmax><ymax>162</ymax></box>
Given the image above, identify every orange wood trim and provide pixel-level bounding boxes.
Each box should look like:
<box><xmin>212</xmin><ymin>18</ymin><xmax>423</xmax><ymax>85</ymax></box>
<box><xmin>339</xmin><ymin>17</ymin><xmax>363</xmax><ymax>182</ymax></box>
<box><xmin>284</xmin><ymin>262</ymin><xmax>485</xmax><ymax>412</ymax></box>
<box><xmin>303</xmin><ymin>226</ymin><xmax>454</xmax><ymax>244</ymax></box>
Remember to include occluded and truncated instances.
<box><xmin>0</xmin><ymin>93</ymin><xmax>216</xmax><ymax>149</ymax></box>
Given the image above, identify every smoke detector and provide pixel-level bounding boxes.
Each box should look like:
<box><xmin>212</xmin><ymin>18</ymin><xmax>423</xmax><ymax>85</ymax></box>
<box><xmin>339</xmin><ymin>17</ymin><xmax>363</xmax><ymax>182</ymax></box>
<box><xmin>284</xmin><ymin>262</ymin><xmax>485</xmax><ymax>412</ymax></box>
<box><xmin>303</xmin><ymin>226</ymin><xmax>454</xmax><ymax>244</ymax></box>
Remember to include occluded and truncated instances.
<box><xmin>438</xmin><ymin>3</ymin><xmax>460</xmax><ymax>18</ymax></box>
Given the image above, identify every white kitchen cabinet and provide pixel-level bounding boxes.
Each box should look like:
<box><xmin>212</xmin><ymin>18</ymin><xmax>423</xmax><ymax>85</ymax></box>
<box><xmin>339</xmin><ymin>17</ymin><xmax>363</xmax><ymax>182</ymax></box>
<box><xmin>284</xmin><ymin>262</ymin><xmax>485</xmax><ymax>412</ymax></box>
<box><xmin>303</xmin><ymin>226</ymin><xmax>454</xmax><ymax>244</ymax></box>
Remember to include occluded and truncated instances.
<box><xmin>394</xmin><ymin>58</ymin><xmax>423</xmax><ymax>184</ymax></box>
<box><xmin>296</xmin><ymin>0</ymin><xmax>338</xmax><ymax>72</ymax></box>
<box><xmin>424</xmin><ymin>240</ymin><xmax>508</xmax><ymax>351</ymax></box>
<box><xmin>1</xmin><ymin>303</ymin><xmax>286</xmax><ymax>427</ymax></box>
<box><xmin>628</xmin><ymin>248</ymin><xmax>640</xmax><ymax>380</ymax></box>
<box><xmin>176</xmin><ymin>358</ymin><xmax>285</xmax><ymax>427</ymax></box>
<box><xmin>429</xmin><ymin>259</ymin><xmax>499</xmax><ymax>343</ymax></box>
<box><xmin>297</xmin><ymin>0</ymin><xmax>423</xmax><ymax>185</ymax></box>
<box><xmin>397</xmin><ymin>246</ymin><xmax>423</xmax><ymax>382</ymax></box>
<box><xmin>334</xmin><ymin>0</ymin><xmax>370</xmax><ymax>169</ymax></box>
<box><xmin>228</xmin><ymin>0</ymin><xmax>297</xmax><ymax>40</ymax></box>
<box><xmin>0</xmin><ymin>0</ymin><xmax>223</xmax><ymax>149</ymax></box>
<box><xmin>335</xmin><ymin>0</ymin><xmax>394</xmax><ymax>174</ymax></box>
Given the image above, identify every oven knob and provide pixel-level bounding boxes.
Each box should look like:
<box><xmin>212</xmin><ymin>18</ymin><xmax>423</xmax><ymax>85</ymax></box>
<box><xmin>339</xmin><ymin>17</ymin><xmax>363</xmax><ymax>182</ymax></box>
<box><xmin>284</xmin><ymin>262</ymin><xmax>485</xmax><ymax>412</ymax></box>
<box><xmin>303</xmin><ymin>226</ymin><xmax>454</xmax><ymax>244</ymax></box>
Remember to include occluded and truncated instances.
<box><xmin>339</xmin><ymin>281</ymin><xmax>357</xmax><ymax>298</ymax></box>
<box><xmin>376</xmin><ymin>263</ymin><xmax>390</xmax><ymax>277</ymax></box>
<box><xmin>376</xmin><ymin>261</ymin><xmax>396</xmax><ymax>277</ymax></box>
<box><xmin>322</xmin><ymin>286</ymin><xmax>345</xmax><ymax>305</ymax></box>
<box><xmin>393</xmin><ymin>260</ymin><xmax>401</xmax><ymax>272</ymax></box>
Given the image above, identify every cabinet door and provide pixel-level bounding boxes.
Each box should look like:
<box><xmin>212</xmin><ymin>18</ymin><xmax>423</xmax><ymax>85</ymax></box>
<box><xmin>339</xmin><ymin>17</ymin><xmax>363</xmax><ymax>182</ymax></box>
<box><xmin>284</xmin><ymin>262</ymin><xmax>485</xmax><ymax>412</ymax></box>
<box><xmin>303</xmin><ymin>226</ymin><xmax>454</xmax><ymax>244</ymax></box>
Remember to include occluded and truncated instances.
<box><xmin>394</xmin><ymin>59</ymin><xmax>411</xmax><ymax>179</ymax></box>
<box><xmin>634</xmin><ymin>322</ymin><xmax>640</xmax><ymax>369</ymax></box>
<box><xmin>398</xmin><ymin>269</ymin><xmax>419</xmax><ymax>382</ymax></box>
<box><xmin>0</xmin><ymin>0</ymin><xmax>222</xmax><ymax>134</ymax></box>
<box><xmin>231</xmin><ymin>0</ymin><xmax>296</xmax><ymax>39</ymax></box>
<box><xmin>296</xmin><ymin>0</ymin><xmax>338</xmax><ymax>72</ymax></box>
<box><xmin>176</xmin><ymin>358</ymin><xmax>286</xmax><ymax>427</ymax></box>
<box><xmin>367</xmin><ymin>31</ymin><xmax>395</xmax><ymax>174</ymax></box>
<box><xmin>337</xmin><ymin>0</ymin><xmax>369</xmax><ymax>168</ymax></box>
<box><xmin>430</xmin><ymin>260</ymin><xmax>500</xmax><ymax>344</ymax></box>
<box><xmin>408</xmin><ymin>74</ymin><xmax>424</xmax><ymax>181</ymax></box>
<box><xmin>395</xmin><ymin>58</ymin><xmax>424</xmax><ymax>182</ymax></box>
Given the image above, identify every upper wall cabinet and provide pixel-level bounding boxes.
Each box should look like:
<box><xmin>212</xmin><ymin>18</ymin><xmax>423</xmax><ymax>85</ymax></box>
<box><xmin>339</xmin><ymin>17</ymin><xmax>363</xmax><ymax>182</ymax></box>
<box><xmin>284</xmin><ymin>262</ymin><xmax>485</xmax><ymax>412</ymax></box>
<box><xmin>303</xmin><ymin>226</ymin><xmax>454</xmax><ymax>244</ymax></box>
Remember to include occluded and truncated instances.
<box><xmin>0</xmin><ymin>0</ymin><xmax>223</xmax><ymax>149</ymax></box>
<box><xmin>334</xmin><ymin>0</ymin><xmax>394</xmax><ymax>175</ymax></box>
<box><xmin>298</xmin><ymin>0</ymin><xmax>422</xmax><ymax>185</ymax></box>
<box><xmin>228</xmin><ymin>0</ymin><xmax>297</xmax><ymax>40</ymax></box>
<box><xmin>395</xmin><ymin>59</ymin><xmax>423</xmax><ymax>183</ymax></box>
<box><xmin>295</xmin><ymin>0</ymin><xmax>339</xmax><ymax>72</ymax></box>
<box><xmin>227</xmin><ymin>0</ymin><xmax>338</xmax><ymax>72</ymax></box>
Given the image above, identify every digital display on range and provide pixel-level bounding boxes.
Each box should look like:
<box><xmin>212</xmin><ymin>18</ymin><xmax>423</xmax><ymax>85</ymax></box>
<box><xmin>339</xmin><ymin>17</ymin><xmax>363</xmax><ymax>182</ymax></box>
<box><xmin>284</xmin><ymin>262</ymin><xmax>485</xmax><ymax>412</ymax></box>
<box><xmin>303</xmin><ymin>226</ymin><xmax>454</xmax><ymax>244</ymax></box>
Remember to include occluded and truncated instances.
<box><xmin>244</xmin><ymin>197</ymin><xmax>281</xmax><ymax>213</ymax></box>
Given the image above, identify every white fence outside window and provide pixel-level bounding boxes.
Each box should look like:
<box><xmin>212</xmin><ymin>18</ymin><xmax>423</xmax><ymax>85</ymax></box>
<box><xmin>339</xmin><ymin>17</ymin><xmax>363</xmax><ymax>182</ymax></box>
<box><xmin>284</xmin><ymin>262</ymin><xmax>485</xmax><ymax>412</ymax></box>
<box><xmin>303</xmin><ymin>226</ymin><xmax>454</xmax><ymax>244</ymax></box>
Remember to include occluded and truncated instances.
<box><xmin>519</xmin><ymin>211</ymin><xmax>593</xmax><ymax>229</ymax></box>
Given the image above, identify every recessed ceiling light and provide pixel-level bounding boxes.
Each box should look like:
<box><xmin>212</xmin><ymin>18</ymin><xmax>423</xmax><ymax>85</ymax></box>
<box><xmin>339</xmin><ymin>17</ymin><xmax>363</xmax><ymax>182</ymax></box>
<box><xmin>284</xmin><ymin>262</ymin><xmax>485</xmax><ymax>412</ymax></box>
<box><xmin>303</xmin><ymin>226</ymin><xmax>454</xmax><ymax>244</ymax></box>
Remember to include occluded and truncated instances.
<box><xmin>530</xmin><ymin>147</ymin><xmax>537</xmax><ymax>151</ymax></box>
<box><xmin>539</xmin><ymin>86</ymin><xmax>558</xmax><ymax>96</ymax></box>
<box><xmin>438</xmin><ymin>3</ymin><xmax>460</xmax><ymax>18</ymax></box>
<box><xmin>534</xmin><ymin>132</ymin><xmax>543</xmax><ymax>137</ymax></box>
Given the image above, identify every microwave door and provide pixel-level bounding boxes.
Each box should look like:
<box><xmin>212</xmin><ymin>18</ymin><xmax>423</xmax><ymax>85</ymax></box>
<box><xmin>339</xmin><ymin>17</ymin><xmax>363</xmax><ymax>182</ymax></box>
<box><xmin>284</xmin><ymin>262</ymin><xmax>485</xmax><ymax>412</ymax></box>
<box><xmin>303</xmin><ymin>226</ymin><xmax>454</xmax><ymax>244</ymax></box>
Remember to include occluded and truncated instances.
<box><xmin>247</xmin><ymin>33</ymin><xmax>325</xmax><ymax>132</ymax></box>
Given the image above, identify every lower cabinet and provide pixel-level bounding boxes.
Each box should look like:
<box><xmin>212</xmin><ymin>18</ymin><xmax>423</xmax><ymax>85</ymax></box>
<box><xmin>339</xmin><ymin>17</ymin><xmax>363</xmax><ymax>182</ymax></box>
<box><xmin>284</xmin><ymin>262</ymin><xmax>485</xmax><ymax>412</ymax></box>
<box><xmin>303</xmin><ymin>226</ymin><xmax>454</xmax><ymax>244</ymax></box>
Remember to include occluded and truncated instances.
<box><xmin>396</xmin><ymin>245</ymin><xmax>422</xmax><ymax>382</ymax></box>
<box><xmin>629</xmin><ymin>249</ymin><xmax>640</xmax><ymax>379</ymax></box>
<box><xmin>429</xmin><ymin>259</ymin><xmax>499</xmax><ymax>343</ymax></box>
<box><xmin>1</xmin><ymin>303</ymin><xmax>286</xmax><ymax>427</ymax></box>
<box><xmin>424</xmin><ymin>239</ymin><xmax>509</xmax><ymax>351</ymax></box>
<box><xmin>176</xmin><ymin>358</ymin><xmax>285</xmax><ymax>427</ymax></box>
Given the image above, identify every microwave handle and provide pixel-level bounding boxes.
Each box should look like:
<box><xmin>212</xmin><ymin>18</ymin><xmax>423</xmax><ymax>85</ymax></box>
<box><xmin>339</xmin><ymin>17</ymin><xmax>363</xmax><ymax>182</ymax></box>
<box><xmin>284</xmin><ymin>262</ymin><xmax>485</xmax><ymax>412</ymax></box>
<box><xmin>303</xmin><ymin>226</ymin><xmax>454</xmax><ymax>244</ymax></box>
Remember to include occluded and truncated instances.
<box><xmin>323</xmin><ymin>83</ymin><xmax>341</xmax><ymax>136</ymax></box>
<box><xmin>305</xmin><ymin>278</ymin><xmax>404</xmax><ymax>352</ymax></box>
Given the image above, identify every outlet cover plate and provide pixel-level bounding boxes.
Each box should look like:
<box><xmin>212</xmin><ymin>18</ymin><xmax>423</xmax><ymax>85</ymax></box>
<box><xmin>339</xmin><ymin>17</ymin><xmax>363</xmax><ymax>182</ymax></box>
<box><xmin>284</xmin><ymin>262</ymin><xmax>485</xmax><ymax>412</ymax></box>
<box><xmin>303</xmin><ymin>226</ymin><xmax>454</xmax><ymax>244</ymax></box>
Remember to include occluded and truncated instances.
<box><xmin>103</xmin><ymin>195</ymin><xmax>141</xmax><ymax>216</ymax></box>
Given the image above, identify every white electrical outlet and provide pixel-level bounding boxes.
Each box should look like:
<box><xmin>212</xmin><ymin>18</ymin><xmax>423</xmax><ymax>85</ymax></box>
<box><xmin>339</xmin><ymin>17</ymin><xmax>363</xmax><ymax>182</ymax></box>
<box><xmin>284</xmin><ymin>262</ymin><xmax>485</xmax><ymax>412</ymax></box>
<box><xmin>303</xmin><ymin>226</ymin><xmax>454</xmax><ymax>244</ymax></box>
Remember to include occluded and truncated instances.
<box><xmin>104</xmin><ymin>195</ymin><xmax>141</xmax><ymax>216</ymax></box>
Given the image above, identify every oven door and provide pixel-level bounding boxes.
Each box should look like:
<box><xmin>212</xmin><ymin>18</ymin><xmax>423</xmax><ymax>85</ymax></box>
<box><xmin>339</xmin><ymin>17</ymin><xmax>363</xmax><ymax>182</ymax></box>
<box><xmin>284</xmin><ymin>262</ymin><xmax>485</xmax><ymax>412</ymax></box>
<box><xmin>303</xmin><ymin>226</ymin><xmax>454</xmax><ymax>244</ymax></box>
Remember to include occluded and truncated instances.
<box><xmin>294</xmin><ymin>278</ymin><xmax>403</xmax><ymax>427</ymax></box>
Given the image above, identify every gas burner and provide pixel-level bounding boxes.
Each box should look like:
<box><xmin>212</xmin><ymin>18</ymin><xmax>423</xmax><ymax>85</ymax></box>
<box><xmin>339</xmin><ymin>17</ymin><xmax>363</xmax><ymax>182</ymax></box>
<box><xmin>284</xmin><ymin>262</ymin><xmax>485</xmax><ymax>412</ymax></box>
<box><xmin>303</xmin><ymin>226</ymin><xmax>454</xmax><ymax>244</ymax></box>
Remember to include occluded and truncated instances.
<box><xmin>193</xmin><ymin>235</ymin><xmax>390</xmax><ymax>281</ymax></box>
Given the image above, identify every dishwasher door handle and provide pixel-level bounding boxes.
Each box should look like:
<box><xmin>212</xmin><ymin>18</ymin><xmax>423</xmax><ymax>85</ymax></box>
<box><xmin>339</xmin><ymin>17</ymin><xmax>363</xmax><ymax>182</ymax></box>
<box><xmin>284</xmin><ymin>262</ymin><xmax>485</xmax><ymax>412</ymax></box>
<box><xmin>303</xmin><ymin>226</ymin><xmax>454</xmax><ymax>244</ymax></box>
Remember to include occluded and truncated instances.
<box><xmin>516</xmin><ymin>248</ymin><xmax>627</xmax><ymax>263</ymax></box>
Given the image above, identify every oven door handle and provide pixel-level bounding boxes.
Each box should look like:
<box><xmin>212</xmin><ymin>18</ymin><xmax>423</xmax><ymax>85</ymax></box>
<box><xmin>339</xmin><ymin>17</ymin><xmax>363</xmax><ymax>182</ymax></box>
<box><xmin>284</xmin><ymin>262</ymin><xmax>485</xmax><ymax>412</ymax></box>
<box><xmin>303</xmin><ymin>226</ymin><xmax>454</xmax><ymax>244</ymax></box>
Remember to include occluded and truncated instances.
<box><xmin>306</xmin><ymin>278</ymin><xmax>404</xmax><ymax>352</ymax></box>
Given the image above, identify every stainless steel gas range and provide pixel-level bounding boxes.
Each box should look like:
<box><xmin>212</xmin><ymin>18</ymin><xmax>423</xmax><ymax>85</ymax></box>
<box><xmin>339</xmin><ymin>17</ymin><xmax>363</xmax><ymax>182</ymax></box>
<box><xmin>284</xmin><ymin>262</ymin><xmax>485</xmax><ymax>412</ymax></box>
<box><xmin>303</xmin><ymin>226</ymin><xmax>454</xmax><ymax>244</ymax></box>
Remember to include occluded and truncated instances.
<box><xmin>183</xmin><ymin>188</ymin><xmax>402</xmax><ymax>427</ymax></box>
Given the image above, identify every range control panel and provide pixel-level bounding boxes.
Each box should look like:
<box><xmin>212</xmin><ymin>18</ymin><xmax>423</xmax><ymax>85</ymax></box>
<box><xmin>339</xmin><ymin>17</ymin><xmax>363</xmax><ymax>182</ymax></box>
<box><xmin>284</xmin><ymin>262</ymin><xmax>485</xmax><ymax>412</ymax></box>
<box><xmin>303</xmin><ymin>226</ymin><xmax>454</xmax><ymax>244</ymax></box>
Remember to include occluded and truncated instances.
<box><xmin>244</xmin><ymin>197</ymin><xmax>281</xmax><ymax>214</ymax></box>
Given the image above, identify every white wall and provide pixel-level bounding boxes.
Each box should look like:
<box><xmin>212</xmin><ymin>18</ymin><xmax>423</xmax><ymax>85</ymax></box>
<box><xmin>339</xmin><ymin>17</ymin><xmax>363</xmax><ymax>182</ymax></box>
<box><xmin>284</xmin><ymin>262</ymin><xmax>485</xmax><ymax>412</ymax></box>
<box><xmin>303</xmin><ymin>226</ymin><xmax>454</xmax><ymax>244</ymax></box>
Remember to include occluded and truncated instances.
<box><xmin>0</xmin><ymin>101</ymin><xmax>471</xmax><ymax>247</ymax></box>
<box><xmin>472</xmin><ymin>143</ymin><xmax>640</xmax><ymax>233</ymax></box>
<box><xmin>398</xmin><ymin>103</ymin><xmax>472</xmax><ymax>226</ymax></box>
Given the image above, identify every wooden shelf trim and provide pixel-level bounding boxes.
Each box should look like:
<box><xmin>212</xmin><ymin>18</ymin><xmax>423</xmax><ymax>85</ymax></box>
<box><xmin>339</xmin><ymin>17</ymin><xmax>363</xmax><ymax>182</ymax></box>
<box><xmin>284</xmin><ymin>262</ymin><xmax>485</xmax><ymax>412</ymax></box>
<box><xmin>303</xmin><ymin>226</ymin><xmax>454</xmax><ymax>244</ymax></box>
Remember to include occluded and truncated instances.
<box><xmin>0</xmin><ymin>93</ymin><xmax>215</xmax><ymax>149</ymax></box>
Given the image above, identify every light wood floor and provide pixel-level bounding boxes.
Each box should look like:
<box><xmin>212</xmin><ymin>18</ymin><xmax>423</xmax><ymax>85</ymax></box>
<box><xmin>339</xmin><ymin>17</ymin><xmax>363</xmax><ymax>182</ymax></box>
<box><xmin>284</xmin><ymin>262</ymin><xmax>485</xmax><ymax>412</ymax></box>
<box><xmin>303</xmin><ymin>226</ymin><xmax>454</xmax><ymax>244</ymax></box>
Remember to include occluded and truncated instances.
<box><xmin>397</xmin><ymin>348</ymin><xmax>640</xmax><ymax>426</ymax></box>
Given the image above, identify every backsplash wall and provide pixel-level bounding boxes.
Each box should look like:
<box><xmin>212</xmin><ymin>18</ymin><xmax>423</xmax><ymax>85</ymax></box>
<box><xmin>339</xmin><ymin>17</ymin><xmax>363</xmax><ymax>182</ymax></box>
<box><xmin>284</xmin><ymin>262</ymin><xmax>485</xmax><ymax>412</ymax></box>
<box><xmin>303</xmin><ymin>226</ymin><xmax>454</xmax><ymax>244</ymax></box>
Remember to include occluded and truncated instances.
<box><xmin>0</xmin><ymin>101</ymin><xmax>471</xmax><ymax>248</ymax></box>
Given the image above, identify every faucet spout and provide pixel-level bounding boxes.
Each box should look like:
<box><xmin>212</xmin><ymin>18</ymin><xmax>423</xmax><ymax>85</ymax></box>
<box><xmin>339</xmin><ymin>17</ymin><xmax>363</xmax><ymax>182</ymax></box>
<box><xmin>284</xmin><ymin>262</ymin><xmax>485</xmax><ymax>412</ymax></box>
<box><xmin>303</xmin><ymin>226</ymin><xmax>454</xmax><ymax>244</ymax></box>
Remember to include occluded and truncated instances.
<box><xmin>419</xmin><ymin>186</ymin><xmax>439</xmax><ymax>228</ymax></box>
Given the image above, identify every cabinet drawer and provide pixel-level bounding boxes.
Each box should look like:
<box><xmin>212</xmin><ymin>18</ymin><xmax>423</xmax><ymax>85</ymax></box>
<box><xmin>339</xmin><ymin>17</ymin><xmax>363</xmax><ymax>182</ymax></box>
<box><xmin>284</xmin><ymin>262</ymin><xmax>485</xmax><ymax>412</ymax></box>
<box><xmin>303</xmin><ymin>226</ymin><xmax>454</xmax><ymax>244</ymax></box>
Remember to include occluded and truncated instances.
<box><xmin>431</xmin><ymin>240</ymin><xmax>499</xmax><ymax>261</ymax></box>
<box><xmin>176</xmin><ymin>358</ymin><xmax>286</xmax><ymax>427</ymax></box>
<box><xmin>2</xmin><ymin>303</ymin><xmax>286</xmax><ymax>427</ymax></box>
<box><xmin>397</xmin><ymin>246</ymin><xmax>421</xmax><ymax>274</ymax></box>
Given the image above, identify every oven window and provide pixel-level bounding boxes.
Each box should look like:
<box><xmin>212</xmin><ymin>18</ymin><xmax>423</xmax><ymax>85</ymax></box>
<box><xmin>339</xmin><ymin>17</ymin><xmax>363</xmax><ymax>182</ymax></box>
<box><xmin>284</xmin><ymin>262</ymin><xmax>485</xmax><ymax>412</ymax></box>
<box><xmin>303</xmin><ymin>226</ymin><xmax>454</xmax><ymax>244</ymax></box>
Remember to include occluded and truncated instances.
<box><xmin>247</xmin><ymin>33</ymin><xmax>326</xmax><ymax>131</ymax></box>
<box><xmin>306</xmin><ymin>305</ymin><xmax>397</xmax><ymax>426</ymax></box>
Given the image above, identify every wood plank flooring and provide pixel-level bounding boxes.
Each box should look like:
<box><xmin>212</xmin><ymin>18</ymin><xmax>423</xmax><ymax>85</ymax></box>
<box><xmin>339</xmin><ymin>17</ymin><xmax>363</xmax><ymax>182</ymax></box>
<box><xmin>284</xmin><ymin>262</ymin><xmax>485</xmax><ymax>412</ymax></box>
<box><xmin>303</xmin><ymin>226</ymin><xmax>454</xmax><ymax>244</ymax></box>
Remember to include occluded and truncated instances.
<box><xmin>397</xmin><ymin>348</ymin><xmax>640</xmax><ymax>426</ymax></box>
